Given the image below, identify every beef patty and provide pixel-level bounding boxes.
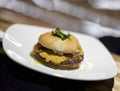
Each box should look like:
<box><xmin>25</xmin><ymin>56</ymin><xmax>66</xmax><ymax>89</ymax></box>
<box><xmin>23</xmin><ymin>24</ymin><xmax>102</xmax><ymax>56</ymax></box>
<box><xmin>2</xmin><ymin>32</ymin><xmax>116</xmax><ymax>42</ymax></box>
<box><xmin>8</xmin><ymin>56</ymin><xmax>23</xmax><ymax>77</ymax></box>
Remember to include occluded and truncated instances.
<box><xmin>32</xmin><ymin>43</ymin><xmax>84</xmax><ymax>70</ymax></box>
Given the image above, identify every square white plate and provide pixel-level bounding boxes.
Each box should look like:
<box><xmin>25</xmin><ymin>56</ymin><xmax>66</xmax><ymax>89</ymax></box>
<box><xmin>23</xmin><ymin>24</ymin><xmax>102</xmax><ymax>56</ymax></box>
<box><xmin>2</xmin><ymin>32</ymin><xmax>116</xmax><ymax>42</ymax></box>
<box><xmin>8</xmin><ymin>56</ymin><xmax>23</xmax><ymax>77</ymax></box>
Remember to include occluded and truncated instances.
<box><xmin>2</xmin><ymin>24</ymin><xmax>117</xmax><ymax>81</ymax></box>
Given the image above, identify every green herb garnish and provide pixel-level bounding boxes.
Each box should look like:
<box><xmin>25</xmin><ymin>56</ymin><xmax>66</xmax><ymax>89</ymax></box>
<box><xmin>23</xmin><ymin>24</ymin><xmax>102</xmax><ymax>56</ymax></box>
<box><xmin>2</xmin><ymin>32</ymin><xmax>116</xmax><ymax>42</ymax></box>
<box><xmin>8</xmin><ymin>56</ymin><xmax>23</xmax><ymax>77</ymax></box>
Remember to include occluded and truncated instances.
<box><xmin>52</xmin><ymin>27</ymin><xmax>71</xmax><ymax>40</ymax></box>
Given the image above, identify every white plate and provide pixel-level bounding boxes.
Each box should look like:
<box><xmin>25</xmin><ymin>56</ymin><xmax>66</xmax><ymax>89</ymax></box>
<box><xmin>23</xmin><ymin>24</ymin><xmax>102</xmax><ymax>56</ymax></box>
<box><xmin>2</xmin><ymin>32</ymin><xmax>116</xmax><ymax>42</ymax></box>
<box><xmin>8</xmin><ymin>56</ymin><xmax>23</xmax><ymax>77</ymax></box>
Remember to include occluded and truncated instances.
<box><xmin>2</xmin><ymin>24</ymin><xmax>117</xmax><ymax>81</ymax></box>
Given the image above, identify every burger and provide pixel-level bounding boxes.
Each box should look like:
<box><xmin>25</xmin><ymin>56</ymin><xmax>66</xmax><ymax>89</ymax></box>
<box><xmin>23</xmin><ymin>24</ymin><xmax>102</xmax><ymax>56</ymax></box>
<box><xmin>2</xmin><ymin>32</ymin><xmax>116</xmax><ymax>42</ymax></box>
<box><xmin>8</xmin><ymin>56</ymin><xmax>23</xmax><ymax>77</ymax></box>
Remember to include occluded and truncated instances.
<box><xmin>31</xmin><ymin>28</ymin><xmax>84</xmax><ymax>70</ymax></box>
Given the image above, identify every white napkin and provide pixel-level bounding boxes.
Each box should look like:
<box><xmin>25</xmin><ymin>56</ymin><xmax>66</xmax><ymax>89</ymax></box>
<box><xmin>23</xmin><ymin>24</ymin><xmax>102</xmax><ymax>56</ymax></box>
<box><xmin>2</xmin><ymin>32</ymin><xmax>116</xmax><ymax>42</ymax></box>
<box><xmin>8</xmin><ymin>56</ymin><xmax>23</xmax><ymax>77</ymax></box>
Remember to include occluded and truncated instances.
<box><xmin>0</xmin><ymin>0</ymin><xmax>120</xmax><ymax>38</ymax></box>
<box><xmin>88</xmin><ymin>0</ymin><xmax>120</xmax><ymax>10</ymax></box>
<box><xmin>32</xmin><ymin>0</ymin><xmax>120</xmax><ymax>29</ymax></box>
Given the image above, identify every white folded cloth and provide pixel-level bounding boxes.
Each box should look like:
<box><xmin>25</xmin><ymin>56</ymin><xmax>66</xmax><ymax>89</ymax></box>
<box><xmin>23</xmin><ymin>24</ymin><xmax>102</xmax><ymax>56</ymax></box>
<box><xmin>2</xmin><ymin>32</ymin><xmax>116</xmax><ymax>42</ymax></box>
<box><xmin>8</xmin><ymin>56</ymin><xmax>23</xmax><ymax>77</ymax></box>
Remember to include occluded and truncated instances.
<box><xmin>88</xmin><ymin>0</ymin><xmax>120</xmax><ymax>10</ymax></box>
<box><xmin>32</xmin><ymin>0</ymin><xmax>120</xmax><ymax>29</ymax></box>
<box><xmin>0</xmin><ymin>0</ymin><xmax>120</xmax><ymax>38</ymax></box>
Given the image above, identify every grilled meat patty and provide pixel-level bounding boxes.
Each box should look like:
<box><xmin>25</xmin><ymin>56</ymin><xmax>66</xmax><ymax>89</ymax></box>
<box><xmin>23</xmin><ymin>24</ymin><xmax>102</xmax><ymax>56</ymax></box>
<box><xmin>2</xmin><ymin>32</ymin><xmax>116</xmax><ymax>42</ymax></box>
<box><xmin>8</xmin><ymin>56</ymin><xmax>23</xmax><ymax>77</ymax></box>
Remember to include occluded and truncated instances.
<box><xmin>32</xmin><ymin>43</ymin><xmax>84</xmax><ymax>70</ymax></box>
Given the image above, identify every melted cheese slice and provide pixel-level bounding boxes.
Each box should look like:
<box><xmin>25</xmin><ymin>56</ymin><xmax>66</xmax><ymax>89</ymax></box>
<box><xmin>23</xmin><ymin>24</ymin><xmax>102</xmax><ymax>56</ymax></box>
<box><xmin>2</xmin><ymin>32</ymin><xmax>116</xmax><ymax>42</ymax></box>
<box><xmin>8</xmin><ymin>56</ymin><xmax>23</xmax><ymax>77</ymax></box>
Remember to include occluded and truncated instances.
<box><xmin>39</xmin><ymin>52</ymin><xmax>67</xmax><ymax>64</ymax></box>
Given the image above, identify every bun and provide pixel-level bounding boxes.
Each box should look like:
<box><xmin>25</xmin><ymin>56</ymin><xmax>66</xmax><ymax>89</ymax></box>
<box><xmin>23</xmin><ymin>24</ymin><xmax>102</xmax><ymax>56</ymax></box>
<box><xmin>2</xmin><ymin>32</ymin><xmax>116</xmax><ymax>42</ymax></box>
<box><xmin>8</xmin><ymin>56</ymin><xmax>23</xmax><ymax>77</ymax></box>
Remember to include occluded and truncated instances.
<box><xmin>39</xmin><ymin>32</ymin><xmax>82</xmax><ymax>53</ymax></box>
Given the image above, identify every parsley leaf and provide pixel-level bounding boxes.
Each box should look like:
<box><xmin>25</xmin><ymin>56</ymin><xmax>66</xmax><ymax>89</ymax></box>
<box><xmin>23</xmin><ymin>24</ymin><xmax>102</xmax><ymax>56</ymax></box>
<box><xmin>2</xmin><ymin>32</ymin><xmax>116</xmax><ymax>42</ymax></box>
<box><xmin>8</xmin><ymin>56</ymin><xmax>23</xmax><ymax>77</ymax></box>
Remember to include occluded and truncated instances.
<box><xmin>52</xmin><ymin>28</ymin><xmax>71</xmax><ymax>40</ymax></box>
